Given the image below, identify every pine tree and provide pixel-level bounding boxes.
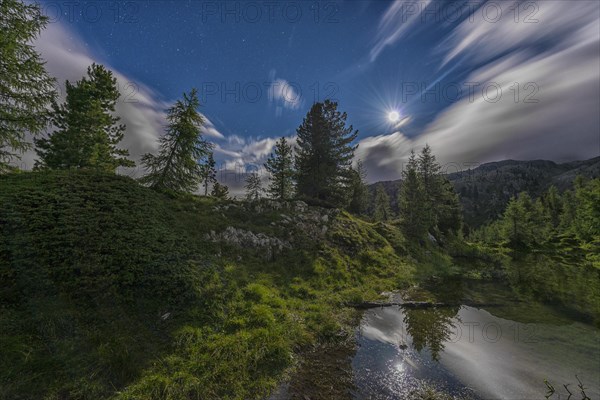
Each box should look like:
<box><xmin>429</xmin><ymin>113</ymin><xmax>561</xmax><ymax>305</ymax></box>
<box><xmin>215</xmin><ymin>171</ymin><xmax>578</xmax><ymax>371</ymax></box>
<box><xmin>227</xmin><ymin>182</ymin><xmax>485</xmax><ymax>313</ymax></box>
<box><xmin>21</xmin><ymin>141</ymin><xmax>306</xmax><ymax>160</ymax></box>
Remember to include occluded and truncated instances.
<box><xmin>201</xmin><ymin>152</ymin><xmax>217</xmax><ymax>196</ymax></box>
<box><xmin>211</xmin><ymin>182</ymin><xmax>229</xmax><ymax>199</ymax></box>
<box><xmin>140</xmin><ymin>88</ymin><xmax>211</xmax><ymax>192</ymax></box>
<box><xmin>348</xmin><ymin>160</ymin><xmax>370</xmax><ymax>214</ymax></box>
<box><xmin>295</xmin><ymin>100</ymin><xmax>358</xmax><ymax>207</ymax></box>
<box><xmin>373</xmin><ymin>183</ymin><xmax>392</xmax><ymax>221</ymax></box>
<box><xmin>35</xmin><ymin>64</ymin><xmax>134</xmax><ymax>171</ymax></box>
<box><xmin>264</xmin><ymin>137</ymin><xmax>294</xmax><ymax>200</ymax></box>
<box><xmin>1</xmin><ymin>0</ymin><xmax>56</xmax><ymax>171</ymax></box>
<box><xmin>399</xmin><ymin>151</ymin><xmax>427</xmax><ymax>240</ymax></box>
<box><xmin>244</xmin><ymin>172</ymin><xmax>263</xmax><ymax>201</ymax></box>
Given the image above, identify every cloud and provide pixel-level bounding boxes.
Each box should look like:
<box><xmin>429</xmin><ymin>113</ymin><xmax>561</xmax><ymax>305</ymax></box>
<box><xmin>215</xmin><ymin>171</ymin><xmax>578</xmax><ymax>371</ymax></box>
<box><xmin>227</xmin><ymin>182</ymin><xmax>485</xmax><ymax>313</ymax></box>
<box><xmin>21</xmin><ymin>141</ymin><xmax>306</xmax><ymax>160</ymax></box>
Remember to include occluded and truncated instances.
<box><xmin>370</xmin><ymin>0</ymin><xmax>432</xmax><ymax>62</ymax></box>
<box><xmin>269</xmin><ymin>78</ymin><xmax>302</xmax><ymax>110</ymax></box>
<box><xmin>266</xmin><ymin>69</ymin><xmax>303</xmax><ymax>114</ymax></box>
<box><xmin>359</xmin><ymin>0</ymin><xmax>600</xmax><ymax>183</ymax></box>
<box><xmin>200</xmin><ymin>115</ymin><xmax>225</xmax><ymax>140</ymax></box>
<box><xmin>441</xmin><ymin>0</ymin><xmax>599</xmax><ymax>66</ymax></box>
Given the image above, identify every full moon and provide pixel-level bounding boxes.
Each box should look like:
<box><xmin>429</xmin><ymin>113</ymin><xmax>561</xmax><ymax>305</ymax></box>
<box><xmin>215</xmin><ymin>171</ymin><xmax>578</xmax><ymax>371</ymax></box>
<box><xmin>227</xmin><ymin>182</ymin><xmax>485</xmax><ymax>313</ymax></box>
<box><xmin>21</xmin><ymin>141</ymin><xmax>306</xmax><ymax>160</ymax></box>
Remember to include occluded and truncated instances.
<box><xmin>388</xmin><ymin>111</ymin><xmax>400</xmax><ymax>123</ymax></box>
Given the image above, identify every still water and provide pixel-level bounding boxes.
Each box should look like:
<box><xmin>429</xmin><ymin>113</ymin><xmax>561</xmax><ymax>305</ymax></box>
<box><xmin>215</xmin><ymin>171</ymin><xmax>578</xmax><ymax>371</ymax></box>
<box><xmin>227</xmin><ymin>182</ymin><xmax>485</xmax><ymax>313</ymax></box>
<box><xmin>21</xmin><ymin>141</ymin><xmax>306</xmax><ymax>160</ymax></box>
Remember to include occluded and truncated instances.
<box><xmin>353</xmin><ymin>282</ymin><xmax>600</xmax><ymax>399</ymax></box>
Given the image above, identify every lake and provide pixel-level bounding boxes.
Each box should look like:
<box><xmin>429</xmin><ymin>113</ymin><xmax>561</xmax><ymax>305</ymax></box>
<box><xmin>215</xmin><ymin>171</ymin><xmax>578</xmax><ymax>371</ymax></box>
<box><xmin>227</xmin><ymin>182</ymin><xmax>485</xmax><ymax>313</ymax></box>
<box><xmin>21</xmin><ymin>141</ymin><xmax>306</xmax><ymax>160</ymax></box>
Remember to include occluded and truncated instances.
<box><xmin>353</xmin><ymin>280</ymin><xmax>600</xmax><ymax>399</ymax></box>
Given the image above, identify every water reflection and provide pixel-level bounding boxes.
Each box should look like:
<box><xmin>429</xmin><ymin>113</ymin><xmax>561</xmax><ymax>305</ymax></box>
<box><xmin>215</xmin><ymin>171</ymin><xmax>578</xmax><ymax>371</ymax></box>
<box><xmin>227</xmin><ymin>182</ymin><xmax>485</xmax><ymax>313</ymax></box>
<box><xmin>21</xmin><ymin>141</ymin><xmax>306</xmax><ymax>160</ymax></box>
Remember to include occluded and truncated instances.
<box><xmin>403</xmin><ymin>306</ymin><xmax>460</xmax><ymax>361</ymax></box>
<box><xmin>505</xmin><ymin>254</ymin><xmax>600</xmax><ymax>327</ymax></box>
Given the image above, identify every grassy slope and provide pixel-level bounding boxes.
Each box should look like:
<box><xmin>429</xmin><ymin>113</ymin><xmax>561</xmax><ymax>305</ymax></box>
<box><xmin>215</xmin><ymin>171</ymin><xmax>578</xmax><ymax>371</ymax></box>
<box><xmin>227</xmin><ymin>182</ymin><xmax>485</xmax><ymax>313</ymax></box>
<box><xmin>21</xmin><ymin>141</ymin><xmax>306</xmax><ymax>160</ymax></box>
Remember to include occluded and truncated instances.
<box><xmin>0</xmin><ymin>170</ymin><xmax>417</xmax><ymax>400</ymax></box>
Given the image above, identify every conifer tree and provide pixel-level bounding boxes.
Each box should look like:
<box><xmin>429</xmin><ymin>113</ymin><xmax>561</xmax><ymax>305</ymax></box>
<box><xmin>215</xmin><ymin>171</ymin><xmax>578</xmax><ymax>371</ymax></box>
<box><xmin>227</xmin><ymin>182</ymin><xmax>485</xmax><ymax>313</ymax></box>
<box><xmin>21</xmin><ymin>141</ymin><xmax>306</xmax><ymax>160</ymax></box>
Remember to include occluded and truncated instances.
<box><xmin>140</xmin><ymin>88</ymin><xmax>211</xmax><ymax>192</ymax></box>
<box><xmin>374</xmin><ymin>183</ymin><xmax>392</xmax><ymax>221</ymax></box>
<box><xmin>542</xmin><ymin>185</ymin><xmax>562</xmax><ymax>228</ymax></box>
<box><xmin>399</xmin><ymin>151</ymin><xmax>428</xmax><ymax>240</ymax></box>
<box><xmin>559</xmin><ymin>189</ymin><xmax>577</xmax><ymax>232</ymax></box>
<box><xmin>573</xmin><ymin>177</ymin><xmax>600</xmax><ymax>242</ymax></box>
<box><xmin>1</xmin><ymin>0</ymin><xmax>56</xmax><ymax>171</ymax></box>
<box><xmin>436</xmin><ymin>179</ymin><xmax>463</xmax><ymax>235</ymax></box>
<box><xmin>417</xmin><ymin>144</ymin><xmax>442</xmax><ymax>232</ymax></box>
<box><xmin>500</xmin><ymin>192</ymin><xmax>535</xmax><ymax>248</ymax></box>
<box><xmin>244</xmin><ymin>172</ymin><xmax>263</xmax><ymax>201</ymax></box>
<box><xmin>35</xmin><ymin>64</ymin><xmax>134</xmax><ymax>171</ymax></box>
<box><xmin>295</xmin><ymin>100</ymin><xmax>358</xmax><ymax>207</ymax></box>
<box><xmin>348</xmin><ymin>160</ymin><xmax>369</xmax><ymax>214</ymax></box>
<box><xmin>211</xmin><ymin>182</ymin><xmax>229</xmax><ymax>199</ymax></box>
<box><xmin>264</xmin><ymin>137</ymin><xmax>294</xmax><ymax>200</ymax></box>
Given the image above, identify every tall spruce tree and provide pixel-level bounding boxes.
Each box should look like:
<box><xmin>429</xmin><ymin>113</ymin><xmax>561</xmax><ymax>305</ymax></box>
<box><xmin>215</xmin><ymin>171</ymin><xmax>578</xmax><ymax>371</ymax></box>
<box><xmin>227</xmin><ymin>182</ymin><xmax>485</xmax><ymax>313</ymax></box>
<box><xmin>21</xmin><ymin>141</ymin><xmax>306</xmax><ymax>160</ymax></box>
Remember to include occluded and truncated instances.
<box><xmin>140</xmin><ymin>88</ymin><xmax>211</xmax><ymax>192</ymax></box>
<box><xmin>201</xmin><ymin>152</ymin><xmax>217</xmax><ymax>196</ymax></box>
<box><xmin>374</xmin><ymin>183</ymin><xmax>393</xmax><ymax>221</ymax></box>
<box><xmin>417</xmin><ymin>144</ymin><xmax>442</xmax><ymax>231</ymax></box>
<box><xmin>264</xmin><ymin>137</ymin><xmax>294</xmax><ymax>200</ymax></box>
<box><xmin>244</xmin><ymin>172</ymin><xmax>263</xmax><ymax>201</ymax></box>
<box><xmin>295</xmin><ymin>100</ymin><xmax>358</xmax><ymax>207</ymax></box>
<box><xmin>399</xmin><ymin>151</ymin><xmax>428</xmax><ymax>240</ymax></box>
<box><xmin>1</xmin><ymin>0</ymin><xmax>56</xmax><ymax>171</ymax></box>
<box><xmin>35</xmin><ymin>64</ymin><xmax>134</xmax><ymax>171</ymax></box>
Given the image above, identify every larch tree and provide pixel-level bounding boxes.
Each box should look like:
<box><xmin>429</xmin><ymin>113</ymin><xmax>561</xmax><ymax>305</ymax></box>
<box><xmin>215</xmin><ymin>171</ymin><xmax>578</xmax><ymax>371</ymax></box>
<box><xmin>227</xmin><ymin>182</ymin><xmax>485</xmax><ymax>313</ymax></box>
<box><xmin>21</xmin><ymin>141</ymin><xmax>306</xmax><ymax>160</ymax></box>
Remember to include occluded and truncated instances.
<box><xmin>295</xmin><ymin>100</ymin><xmax>358</xmax><ymax>207</ymax></box>
<box><xmin>264</xmin><ymin>136</ymin><xmax>294</xmax><ymax>200</ymax></box>
<box><xmin>35</xmin><ymin>63</ymin><xmax>134</xmax><ymax>171</ymax></box>
<box><xmin>1</xmin><ymin>0</ymin><xmax>56</xmax><ymax>171</ymax></box>
<box><xmin>140</xmin><ymin>88</ymin><xmax>212</xmax><ymax>192</ymax></box>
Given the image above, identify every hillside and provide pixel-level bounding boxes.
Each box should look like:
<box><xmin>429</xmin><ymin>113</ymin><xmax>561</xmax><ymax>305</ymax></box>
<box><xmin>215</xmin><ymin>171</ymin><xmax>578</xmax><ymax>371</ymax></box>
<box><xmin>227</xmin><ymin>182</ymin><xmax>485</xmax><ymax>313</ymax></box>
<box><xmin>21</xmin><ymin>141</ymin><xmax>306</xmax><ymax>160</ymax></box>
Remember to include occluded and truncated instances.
<box><xmin>369</xmin><ymin>157</ymin><xmax>600</xmax><ymax>228</ymax></box>
<box><xmin>0</xmin><ymin>170</ymin><xmax>420</xmax><ymax>400</ymax></box>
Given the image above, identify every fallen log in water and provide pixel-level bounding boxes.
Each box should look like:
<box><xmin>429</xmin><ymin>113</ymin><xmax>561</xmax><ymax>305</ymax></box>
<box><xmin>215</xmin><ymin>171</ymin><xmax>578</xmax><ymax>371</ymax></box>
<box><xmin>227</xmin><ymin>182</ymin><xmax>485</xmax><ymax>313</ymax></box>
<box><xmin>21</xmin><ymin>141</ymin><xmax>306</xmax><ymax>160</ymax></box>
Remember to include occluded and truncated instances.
<box><xmin>347</xmin><ymin>301</ymin><xmax>503</xmax><ymax>309</ymax></box>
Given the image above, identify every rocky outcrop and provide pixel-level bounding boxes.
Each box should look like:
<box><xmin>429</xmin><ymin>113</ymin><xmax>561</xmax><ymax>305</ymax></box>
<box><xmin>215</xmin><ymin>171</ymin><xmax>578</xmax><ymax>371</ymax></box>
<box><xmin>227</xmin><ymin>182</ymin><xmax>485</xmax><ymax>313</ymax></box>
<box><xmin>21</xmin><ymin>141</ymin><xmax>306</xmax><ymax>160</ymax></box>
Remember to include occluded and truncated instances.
<box><xmin>207</xmin><ymin>199</ymin><xmax>339</xmax><ymax>260</ymax></box>
<box><xmin>206</xmin><ymin>227</ymin><xmax>290</xmax><ymax>260</ymax></box>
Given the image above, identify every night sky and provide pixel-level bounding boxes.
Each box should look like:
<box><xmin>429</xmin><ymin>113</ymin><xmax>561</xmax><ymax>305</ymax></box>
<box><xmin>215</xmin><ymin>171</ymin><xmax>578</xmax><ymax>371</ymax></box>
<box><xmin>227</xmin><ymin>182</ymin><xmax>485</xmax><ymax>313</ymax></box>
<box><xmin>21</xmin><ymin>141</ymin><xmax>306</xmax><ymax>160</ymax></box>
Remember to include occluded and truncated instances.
<box><xmin>30</xmin><ymin>0</ymin><xmax>600</xmax><ymax>190</ymax></box>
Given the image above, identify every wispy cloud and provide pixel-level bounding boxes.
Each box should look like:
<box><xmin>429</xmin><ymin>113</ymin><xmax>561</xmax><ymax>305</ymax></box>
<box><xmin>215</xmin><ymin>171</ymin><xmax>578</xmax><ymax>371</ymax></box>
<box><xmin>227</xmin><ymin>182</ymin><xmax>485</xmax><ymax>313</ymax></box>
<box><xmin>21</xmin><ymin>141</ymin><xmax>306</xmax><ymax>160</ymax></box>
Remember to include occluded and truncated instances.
<box><xmin>370</xmin><ymin>0</ymin><xmax>432</xmax><ymax>62</ymax></box>
<box><xmin>266</xmin><ymin>69</ymin><xmax>303</xmax><ymax>116</ymax></box>
<box><xmin>200</xmin><ymin>115</ymin><xmax>225</xmax><ymax>140</ymax></box>
<box><xmin>269</xmin><ymin>78</ymin><xmax>302</xmax><ymax>110</ymax></box>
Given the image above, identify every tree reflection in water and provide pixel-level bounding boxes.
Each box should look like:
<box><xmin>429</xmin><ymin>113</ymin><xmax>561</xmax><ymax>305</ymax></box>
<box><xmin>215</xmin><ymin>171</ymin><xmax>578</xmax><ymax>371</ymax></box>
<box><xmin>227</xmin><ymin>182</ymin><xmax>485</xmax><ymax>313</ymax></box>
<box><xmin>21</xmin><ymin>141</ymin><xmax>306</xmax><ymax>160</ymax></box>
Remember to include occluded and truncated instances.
<box><xmin>402</xmin><ymin>306</ymin><xmax>461</xmax><ymax>361</ymax></box>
